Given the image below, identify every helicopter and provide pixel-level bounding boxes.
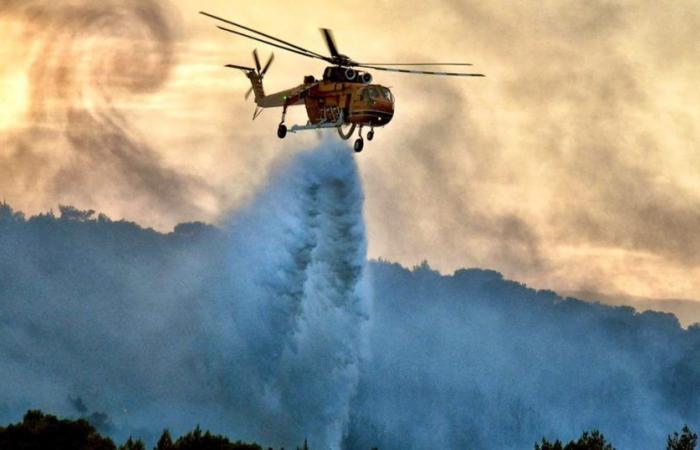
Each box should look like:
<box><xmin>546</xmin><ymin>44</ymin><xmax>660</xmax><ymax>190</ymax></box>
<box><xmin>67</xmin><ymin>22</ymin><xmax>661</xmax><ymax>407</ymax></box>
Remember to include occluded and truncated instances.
<box><xmin>200</xmin><ymin>11</ymin><xmax>484</xmax><ymax>152</ymax></box>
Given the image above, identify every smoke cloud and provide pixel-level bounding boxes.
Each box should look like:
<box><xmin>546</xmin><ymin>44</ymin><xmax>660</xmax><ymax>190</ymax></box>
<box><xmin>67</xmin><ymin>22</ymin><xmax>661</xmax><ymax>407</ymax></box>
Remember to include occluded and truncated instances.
<box><xmin>353</xmin><ymin>0</ymin><xmax>700</xmax><ymax>302</ymax></box>
<box><xmin>0</xmin><ymin>0</ymin><xmax>209</xmax><ymax>224</ymax></box>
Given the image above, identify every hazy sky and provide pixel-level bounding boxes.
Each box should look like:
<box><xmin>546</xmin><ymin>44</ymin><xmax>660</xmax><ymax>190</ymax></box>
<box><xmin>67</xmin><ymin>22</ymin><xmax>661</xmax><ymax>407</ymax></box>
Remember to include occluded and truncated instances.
<box><xmin>1</xmin><ymin>0</ymin><xmax>699</xmax><ymax>304</ymax></box>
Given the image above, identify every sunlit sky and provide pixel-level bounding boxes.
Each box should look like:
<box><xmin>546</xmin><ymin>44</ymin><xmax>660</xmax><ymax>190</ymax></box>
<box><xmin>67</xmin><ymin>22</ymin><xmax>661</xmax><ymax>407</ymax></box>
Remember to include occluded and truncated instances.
<box><xmin>2</xmin><ymin>0</ymin><xmax>700</xmax><ymax>312</ymax></box>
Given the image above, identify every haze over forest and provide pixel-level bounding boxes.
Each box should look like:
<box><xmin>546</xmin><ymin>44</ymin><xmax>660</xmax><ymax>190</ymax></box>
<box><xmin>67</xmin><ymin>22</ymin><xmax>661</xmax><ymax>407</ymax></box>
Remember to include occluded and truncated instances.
<box><xmin>1</xmin><ymin>146</ymin><xmax>698</xmax><ymax>450</ymax></box>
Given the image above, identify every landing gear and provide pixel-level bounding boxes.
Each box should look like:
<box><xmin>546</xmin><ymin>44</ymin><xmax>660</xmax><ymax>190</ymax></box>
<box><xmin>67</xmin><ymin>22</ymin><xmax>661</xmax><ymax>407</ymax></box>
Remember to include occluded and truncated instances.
<box><xmin>353</xmin><ymin>125</ymin><xmax>368</xmax><ymax>152</ymax></box>
<box><xmin>354</xmin><ymin>138</ymin><xmax>364</xmax><ymax>152</ymax></box>
<box><xmin>277</xmin><ymin>124</ymin><xmax>287</xmax><ymax>139</ymax></box>
<box><xmin>277</xmin><ymin>104</ymin><xmax>288</xmax><ymax>139</ymax></box>
<box><xmin>367</xmin><ymin>129</ymin><xmax>374</xmax><ymax>141</ymax></box>
<box><xmin>337</xmin><ymin>123</ymin><xmax>356</xmax><ymax>140</ymax></box>
<box><xmin>354</xmin><ymin>125</ymin><xmax>365</xmax><ymax>152</ymax></box>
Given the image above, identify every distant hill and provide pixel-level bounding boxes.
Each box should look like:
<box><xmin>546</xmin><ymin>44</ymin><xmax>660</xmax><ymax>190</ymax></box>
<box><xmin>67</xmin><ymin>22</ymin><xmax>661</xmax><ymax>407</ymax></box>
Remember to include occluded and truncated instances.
<box><xmin>1</xmin><ymin>203</ymin><xmax>699</xmax><ymax>450</ymax></box>
<box><xmin>565</xmin><ymin>290</ymin><xmax>700</xmax><ymax>328</ymax></box>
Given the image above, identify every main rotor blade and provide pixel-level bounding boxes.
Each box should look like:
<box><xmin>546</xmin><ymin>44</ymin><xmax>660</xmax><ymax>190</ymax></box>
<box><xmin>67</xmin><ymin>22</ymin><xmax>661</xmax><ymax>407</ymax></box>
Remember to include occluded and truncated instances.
<box><xmin>358</xmin><ymin>62</ymin><xmax>473</xmax><ymax>66</ymax></box>
<box><xmin>320</xmin><ymin>28</ymin><xmax>339</xmax><ymax>57</ymax></box>
<box><xmin>358</xmin><ymin>64</ymin><xmax>485</xmax><ymax>77</ymax></box>
<box><xmin>253</xmin><ymin>49</ymin><xmax>261</xmax><ymax>73</ymax></box>
<box><xmin>200</xmin><ymin>11</ymin><xmax>326</xmax><ymax>59</ymax></box>
<box><xmin>261</xmin><ymin>53</ymin><xmax>274</xmax><ymax>75</ymax></box>
<box><xmin>215</xmin><ymin>26</ymin><xmax>329</xmax><ymax>62</ymax></box>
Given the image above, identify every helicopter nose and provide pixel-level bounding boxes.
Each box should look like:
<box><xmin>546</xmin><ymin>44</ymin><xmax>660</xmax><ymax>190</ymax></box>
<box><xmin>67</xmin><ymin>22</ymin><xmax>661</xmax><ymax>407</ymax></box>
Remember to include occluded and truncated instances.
<box><xmin>372</xmin><ymin>99</ymin><xmax>394</xmax><ymax>126</ymax></box>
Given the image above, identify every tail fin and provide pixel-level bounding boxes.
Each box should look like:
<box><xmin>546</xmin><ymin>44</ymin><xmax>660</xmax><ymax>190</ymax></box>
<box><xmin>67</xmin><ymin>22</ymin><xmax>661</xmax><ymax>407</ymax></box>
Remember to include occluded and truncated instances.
<box><xmin>225</xmin><ymin>49</ymin><xmax>274</xmax><ymax>107</ymax></box>
<box><xmin>244</xmin><ymin>70</ymin><xmax>266</xmax><ymax>103</ymax></box>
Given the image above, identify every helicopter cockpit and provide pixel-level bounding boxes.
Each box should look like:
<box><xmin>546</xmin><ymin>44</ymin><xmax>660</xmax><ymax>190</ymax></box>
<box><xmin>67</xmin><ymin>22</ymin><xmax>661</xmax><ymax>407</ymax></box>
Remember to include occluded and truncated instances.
<box><xmin>358</xmin><ymin>85</ymin><xmax>394</xmax><ymax>104</ymax></box>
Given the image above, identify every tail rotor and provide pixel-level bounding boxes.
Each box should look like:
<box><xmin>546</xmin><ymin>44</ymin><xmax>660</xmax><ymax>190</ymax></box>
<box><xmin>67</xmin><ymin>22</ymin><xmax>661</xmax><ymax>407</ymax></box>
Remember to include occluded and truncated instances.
<box><xmin>261</xmin><ymin>52</ymin><xmax>274</xmax><ymax>75</ymax></box>
<box><xmin>245</xmin><ymin>49</ymin><xmax>274</xmax><ymax>101</ymax></box>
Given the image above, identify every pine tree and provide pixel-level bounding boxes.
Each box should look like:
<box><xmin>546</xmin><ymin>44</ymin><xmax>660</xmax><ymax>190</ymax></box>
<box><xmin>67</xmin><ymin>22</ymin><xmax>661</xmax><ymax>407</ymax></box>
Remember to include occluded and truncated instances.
<box><xmin>156</xmin><ymin>429</ymin><xmax>174</xmax><ymax>450</ymax></box>
<box><xmin>535</xmin><ymin>430</ymin><xmax>614</xmax><ymax>450</ymax></box>
<box><xmin>563</xmin><ymin>430</ymin><xmax>614</xmax><ymax>450</ymax></box>
<box><xmin>668</xmin><ymin>426</ymin><xmax>698</xmax><ymax>450</ymax></box>
<box><xmin>119</xmin><ymin>437</ymin><xmax>145</xmax><ymax>450</ymax></box>
<box><xmin>535</xmin><ymin>438</ymin><xmax>564</xmax><ymax>450</ymax></box>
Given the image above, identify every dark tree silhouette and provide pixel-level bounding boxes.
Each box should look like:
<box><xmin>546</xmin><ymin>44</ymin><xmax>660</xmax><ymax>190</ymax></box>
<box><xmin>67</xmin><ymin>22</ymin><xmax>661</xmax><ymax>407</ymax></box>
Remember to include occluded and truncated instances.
<box><xmin>535</xmin><ymin>430</ymin><xmax>614</xmax><ymax>450</ymax></box>
<box><xmin>564</xmin><ymin>431</ymin><xmax>615</xmax><ymax>450</ymax></box>
<box><xmin>119</xmin><ymin>437</ymin><xmax>146</xmax><ymax>450</ymax></box>
<box><xmin>173</xmin><ymin>425</ymin><xmax>263</xmax><ymax>450</ymax></box>
<box><xmin>59</xmin><ymin>205</ymin><xmax>96</xmax><ymax>221</ymax></box>
<box><xmin>0</xmin><ymin>410</ymin><xmax>116</xmax><ymax>450</ymax></box>
<box><xmin>156</xmin><ymin>429</ymin><xmax>175</xmax><ymax>450</ymax></box>
<box><xmin>0</xmin><ymin>410</ymin><xmax>274</xmax><ymax>450</ymax></box>
<box><xmin>535</xmin><ymin>438</ymin><xmax>564</xmax><ymax>450</ymax></box>
<box><xmin>668</xmin><ymin>426</ymin><xmax>698</xmax><ymax>450</ymax></box>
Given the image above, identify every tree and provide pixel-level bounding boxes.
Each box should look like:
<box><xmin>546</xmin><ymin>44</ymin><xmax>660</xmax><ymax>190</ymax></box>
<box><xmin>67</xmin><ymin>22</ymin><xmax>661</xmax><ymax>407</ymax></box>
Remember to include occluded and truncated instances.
<box><xmin>173</xmin><ymin>425</ymin><xmax>263</xmax><ymax>450</ymax></box>
<box><xmin>0</xmin><ymin>410</ymin><xmax>116</xmax><ymax>450</ymax></box>
<box><xmin>535</xmin><ymin>430</ymin><xmax>614</xmax><ymax>450</ymax></box>
<box><xmin>119</xmin><ymin>437</ymin><xmax>145</xmax><ymax>450</ymax></box>
<box><xmin>0</xmin><ymin>410</ymin><xmax>265</xmax><ymax>450</ymax></box>
<box><xmin>535</xmin><ymin>438</ymin><xmax>564</xmax><ymax>450</ymax></box>
<box><xmin>59</xmin><ymin>205</ymin><xmax>95</xmax><ymax>221</ymax></box>
<box><xmin>564</xmin><ymin>430</ymin><xmax>615</xmax><ymax>450</ymax></box>
<box><xmin>156</xmin><ymin>429</ymin><xmax>174</xmax><ymax>450</ymax></box>
<box><xmin>668</xmin><ymin>426</ymin><xmax>698</xmax><ymax>450</ymax></box>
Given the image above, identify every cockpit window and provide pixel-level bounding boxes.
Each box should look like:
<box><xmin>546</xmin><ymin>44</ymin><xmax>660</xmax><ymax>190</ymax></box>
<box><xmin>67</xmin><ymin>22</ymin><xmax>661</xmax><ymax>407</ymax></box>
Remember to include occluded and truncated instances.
<box><xmin>379</xmin><ymin>87</ymin><xmax>394</xmax><ymax>102</ymax></box>
<box><xmin>360</xmin><ymin>86</ymin><xmax>394</xmax><ymax>102</ymax></box>
<box><xmin>359</xmin><ymin>87</ymin><xmax>374</xmax><ymax>102</ymax></box>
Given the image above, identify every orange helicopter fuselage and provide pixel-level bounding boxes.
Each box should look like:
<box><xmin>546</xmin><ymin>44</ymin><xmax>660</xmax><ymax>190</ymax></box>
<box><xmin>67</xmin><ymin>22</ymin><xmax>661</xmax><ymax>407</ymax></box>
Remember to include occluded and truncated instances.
<box><xmin>303</xmin><ymin>81</ymin><xmax>394</xmax><ymax>128</ymax></box>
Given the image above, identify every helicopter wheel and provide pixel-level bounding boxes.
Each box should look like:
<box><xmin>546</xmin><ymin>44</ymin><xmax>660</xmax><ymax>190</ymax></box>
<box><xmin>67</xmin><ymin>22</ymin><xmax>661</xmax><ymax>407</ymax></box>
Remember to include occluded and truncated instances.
<box><xmin>354</xmin><ymin>138</ymin><xmax>364</xmax><ymax>153</ymax></box>
<box><xmin>367</xmin><ymin>130</ymin><xmax>374</xmax><ymax>141</ymax></box>
<box><xmin>277</xmin><ymin>124</ymin><xmax>287</xmax><ymax>139</ymax></box>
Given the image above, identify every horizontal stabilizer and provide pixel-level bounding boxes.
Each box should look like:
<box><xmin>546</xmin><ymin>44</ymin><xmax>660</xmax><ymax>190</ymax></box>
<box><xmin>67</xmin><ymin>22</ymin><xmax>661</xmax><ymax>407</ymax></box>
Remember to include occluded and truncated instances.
<box><xmin>225</xmin><ymin>63</ymin><xmax>255</xmax><ymax>71</ymax></box>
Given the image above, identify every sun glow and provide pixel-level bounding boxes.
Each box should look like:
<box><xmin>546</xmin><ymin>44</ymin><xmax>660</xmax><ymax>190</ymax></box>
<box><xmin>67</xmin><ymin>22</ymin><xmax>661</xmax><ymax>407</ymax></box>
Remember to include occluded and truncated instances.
<box><xmin>0</xmin><ymin>73</ymin><xmax>29</xmax><ymax>132</ymax></box>
<box><xmin>0</xmin><ymin>20</ymin><xmax>30</xmax><ymax>132</ymax></box>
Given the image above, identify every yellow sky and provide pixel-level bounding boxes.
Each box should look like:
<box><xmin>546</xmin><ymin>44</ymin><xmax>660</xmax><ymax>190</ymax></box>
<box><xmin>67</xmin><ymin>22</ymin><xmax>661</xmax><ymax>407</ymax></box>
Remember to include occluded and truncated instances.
<box><xmin>2</xmin><ymin>0</ymin><xmax>700</xmax><ymax>313</ymax></box>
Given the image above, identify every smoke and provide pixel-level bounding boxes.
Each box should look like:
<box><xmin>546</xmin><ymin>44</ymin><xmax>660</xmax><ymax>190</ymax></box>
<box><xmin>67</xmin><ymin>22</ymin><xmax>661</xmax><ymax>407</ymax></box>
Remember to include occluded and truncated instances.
<box><xmin>1</xmin><ymin>143</ymin><xmax>699</xmax><ymax>450</ymax></box>
<box><xmin>348</xmin><ymin>0</ymin><xmax>700</xmax><ymax>302</ymax></box>
<box><xmin>344</xmin><ymin>264</ymin><xmax>700</xmax><ymax>450</ymax></box>
<box><xmin>0</xmin><ymin>0</ymin><xmax>207</xmax><ymax>222</ymax></box>
<box><xmin>0</xmin><ymin>143</ymin><xmax>369</xmax><ymax>449</ymax></box>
